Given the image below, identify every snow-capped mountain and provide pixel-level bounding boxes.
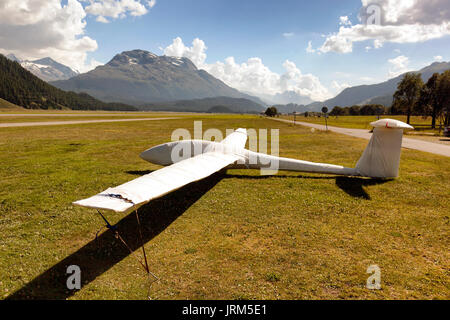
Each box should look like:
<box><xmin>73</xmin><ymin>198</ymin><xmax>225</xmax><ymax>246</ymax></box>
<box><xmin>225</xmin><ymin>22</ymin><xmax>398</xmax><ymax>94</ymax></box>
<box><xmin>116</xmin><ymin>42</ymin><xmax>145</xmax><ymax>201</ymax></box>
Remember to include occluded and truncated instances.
<box><xmin>6</xmin><ymin>54</ymin><xmax>21</xmax><ymax>62</ymax></box>
<box><xmin>5</xmin><ymin>54</ymin><xmax>79</xmax><ymax>82</ymax></box>
<box><xmin>52</xmin><ymin>49</ymin><xmax>264</xmax><ymax>105</ymax></box>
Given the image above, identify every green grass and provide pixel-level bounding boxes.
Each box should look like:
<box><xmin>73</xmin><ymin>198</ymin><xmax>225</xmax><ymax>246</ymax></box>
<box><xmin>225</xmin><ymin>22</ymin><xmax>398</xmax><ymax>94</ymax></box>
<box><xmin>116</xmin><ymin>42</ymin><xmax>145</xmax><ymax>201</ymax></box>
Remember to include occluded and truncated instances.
<box><xmin>0</xmin><ymin>115</ymin><xmax>448</xmax><ymax>300</ymax></box>
<box><xmin>0</xmin><ymin>98</ymin><xmax>23</xmax><ymax>110</ymax></box>
<box><xmin>0</xmin><ymin>114</ymin><xmax>183</xmax><ymax>123</ymax></box>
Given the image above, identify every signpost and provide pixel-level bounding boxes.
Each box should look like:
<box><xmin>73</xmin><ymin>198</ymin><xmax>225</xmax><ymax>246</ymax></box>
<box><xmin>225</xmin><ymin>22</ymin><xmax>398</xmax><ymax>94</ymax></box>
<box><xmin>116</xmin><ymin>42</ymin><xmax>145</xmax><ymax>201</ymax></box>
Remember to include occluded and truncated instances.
<box><xmin>293</xmin><ymin>111</ymin><xmax>297</xmax><ymax>125</ymax></box>
<box><xmin>321</xmin><ymin>106</ymin><xmax>328</xmax><ymax>131</ymax></box>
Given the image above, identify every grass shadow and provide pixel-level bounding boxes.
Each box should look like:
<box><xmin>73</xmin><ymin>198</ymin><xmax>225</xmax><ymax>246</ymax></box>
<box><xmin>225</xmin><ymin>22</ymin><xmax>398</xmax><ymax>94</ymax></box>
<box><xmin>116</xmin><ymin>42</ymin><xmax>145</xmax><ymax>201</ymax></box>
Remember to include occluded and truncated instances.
<box><xmin>335</xmin><ymin>176</ymin><xmax>392</xmax><ymax>200</ymax></box>
<box><xmin>7</xmin><ymin>172</ymin><xmax>224</xmax><ymax>300</ymax></box>
<box><xmin>126</xmin><ymin>170</ymin><xmax>155</xmax><ymax>175</ymax></box>
<box><xmin>223</xmin><ymin>173</ymin><xmax>336</xmax><ymax>180</ymax></box>
<box><xmin>224</xmin><ymin>173</ymin><xmax>391</xmax><ymax>200</ymax></box>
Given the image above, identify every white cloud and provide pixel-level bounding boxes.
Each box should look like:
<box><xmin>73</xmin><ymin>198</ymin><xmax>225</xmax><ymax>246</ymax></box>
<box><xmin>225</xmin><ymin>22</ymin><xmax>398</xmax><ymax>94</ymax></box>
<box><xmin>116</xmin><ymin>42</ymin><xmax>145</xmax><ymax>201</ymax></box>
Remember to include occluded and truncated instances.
<box><xmin>331</xmin><ymin>80</ymin><xmax>351</xmax><ymax>94</ymax></box>
<box><xmin>318</xmin><ymin>0</ymin><xmax>450</xmax><ymax>54</ymax></box>
<box><xmin>0</xmin><ymin>0</ymin><xmax>156</xmax><ymax>72</ymax></box>
<box><xmin>434</xmin><ymin>55</ymin><xmax>443</xmax><ymax>61</ymax></box>
<box><xmin>163</xmin><ymin>37</ymin><xmax>207</xmax><ymax>67</ymax></box>
<box><xmin>373</xmin><ymin>39</ymin><xmax>383</xmax><ymax>48</ymax></box>
<box><xmin>282</xmin><ymin>32</ymin><xmax>295</xmax><ymax>38</ymax></box>
<box><xmin>96</xmin><ymin>15</ymin><xmax>109</xmax><ymax>23</ymax></box>
<box><xmin>306</xmin><ymin>41</ymin><xmax>315</xmax><ymax>53</ymax></box>
<box><xmin>0</xmin><ymin>0</ymin><xmax>98</xmax><ymax>72</ymax></box>
<box><xmin>319</xmin><ymin>31</ymin><xmax>353</xmax><ymax>53</ymax></box>
<box><xmin>162</xmin><ymin>37</ymin><xmax>332</xmax><ymax>101</ymax></box>
<box><xmin>84</xmin><ymin>57</ymin><xmax>104</xmax><ymax>71</ymax></box>
<box><xmin>339</xmin><ymin>16</ymin><xmax>352</xmax><ymax>26</ymax></box>
<box><xmin>360</xmin><ymin>0</ymin><xmax>450</xmax><ymax>26</ymax></box>
<box><xmin>388</xmin><ymin>55</ymin><xmax>410</xmax><ymax>77</ymax></box>
<box><xmin>84</xmin><ymin>0</ymin><xmax>155</xmax><ymax>20</ymax></box>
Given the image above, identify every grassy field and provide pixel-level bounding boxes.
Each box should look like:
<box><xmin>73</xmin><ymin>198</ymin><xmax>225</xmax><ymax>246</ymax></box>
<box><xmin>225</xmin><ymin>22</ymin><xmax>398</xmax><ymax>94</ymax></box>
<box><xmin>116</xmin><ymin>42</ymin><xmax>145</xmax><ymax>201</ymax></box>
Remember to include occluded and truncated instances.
<box><xmin>0</xmin><ymin>98</ymin><xmax>22</xmax><ymax>110</ymax></box>
<box><xmin>0</xmin><ymin>111</ymin><xmax>251</xmax><ymax>123</ymax></box>
<box><xmin>0</xmin><ymin>115</ymin><xmax>448</xmax><ymax>300</ymax></box>
<box><xmin>0</xmin><ymin>114</ymin><xmax>181</xmax><ymax>123</ymax></box>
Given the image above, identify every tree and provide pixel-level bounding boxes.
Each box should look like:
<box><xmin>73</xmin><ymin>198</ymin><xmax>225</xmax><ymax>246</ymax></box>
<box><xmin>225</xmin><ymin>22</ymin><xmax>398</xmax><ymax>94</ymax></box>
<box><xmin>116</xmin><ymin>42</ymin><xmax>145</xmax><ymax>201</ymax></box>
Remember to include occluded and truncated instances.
<box><xmin>418</xmin><ymin>73</ymin><xmax>441</xmax><ymax>129</ymax></box>
<box><xmin>349</xmin><ymin>105</ymin><xmax>360</xmax><ymax>115</ymax></box>
<box><xmin>360</xmin><ymin>104</ymin><xmax>385</xmax><ymax>115</ymax></box>
<box><xmin>330</xmin><ymin>106</ymin><xmax>346</xmax><ymax>116</ymax></box>
<box><xmin>264</xmin><ymin>106</ymin><xmax>278</xmax><ymax>117</ymax></box>
<box><xmin>436</xmin><ymin>70</ymin><xmax>450</xmax><ymax>126</ymax></box>
<box><xmin>392</xmin><ymin>72</ymin><xmax>424</xmax><ymax>124</ymax></box>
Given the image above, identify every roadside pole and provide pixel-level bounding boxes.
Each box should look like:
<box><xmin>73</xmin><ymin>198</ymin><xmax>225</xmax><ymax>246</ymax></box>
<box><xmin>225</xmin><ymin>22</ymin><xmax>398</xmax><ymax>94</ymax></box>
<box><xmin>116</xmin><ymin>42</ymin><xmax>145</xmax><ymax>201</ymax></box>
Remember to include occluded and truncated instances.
<box><xmin>321</xmin><ymin>106</ymin><xmax>328</xmax><ymax>131</ymax></box>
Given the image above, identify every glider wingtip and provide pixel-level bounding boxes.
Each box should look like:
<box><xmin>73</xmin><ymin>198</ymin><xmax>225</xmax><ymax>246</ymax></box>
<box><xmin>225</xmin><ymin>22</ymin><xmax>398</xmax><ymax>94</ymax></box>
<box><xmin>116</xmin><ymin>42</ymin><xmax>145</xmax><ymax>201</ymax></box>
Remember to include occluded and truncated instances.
<box><xmin>370</xmin><ymin>118</ymin><xmax>414</xmax><ymax>130</ymax></box>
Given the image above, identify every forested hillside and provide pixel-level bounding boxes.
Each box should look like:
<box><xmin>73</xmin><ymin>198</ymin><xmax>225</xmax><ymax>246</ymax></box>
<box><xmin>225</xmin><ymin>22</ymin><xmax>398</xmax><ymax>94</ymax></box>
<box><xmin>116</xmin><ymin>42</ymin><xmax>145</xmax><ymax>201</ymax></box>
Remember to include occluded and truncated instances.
<box><xmin>0</xmin><ymin>54</ymin><xmax>136</xmax><ymax>111</ymax></box>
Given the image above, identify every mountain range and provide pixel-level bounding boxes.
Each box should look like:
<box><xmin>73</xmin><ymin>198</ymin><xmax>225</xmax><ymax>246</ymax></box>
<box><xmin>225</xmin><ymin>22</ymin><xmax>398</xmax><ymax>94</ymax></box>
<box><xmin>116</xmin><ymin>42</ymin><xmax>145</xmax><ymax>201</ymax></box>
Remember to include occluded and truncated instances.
<box><xmin>51</xmin><ymin>50</ymin><xmax>265</xmax><ymax>107</ymax></box>
<box><xmin>0</xmin><ymin>54</ymin><xmax>136</xmax><ymax>111</ymax></box>
<box><xmin>3</xmin><ymin>49</ymin><xmax>449</xmax><ymax>114</ymax></box>
<box><xmin>254</xmin><ymin>90</ymin><xmax>313</xmax><ymax>106</ymax></box>
<box><xmin>144</xmin><ymin>96</ymin><xmax>265</xmax><ymax>113</ymax></box>
<box><xmin>307</xmin><ymin>61</ymin><xmax>450</xmax><ymax>110</ymax></box>
<box><xmin>5</xmin><ymin>54</ymin><xmax>79</xmax><ymax>82</ymax></box>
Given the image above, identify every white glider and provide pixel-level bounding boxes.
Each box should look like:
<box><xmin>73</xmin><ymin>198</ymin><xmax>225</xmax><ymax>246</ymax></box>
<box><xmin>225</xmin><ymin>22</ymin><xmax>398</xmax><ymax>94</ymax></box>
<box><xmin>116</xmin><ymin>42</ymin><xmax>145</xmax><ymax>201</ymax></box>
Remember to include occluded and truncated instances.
<box><xmin>74</xmin><ymin>118</ymin><xmax>413</xmax><ymax>214</ymax></box>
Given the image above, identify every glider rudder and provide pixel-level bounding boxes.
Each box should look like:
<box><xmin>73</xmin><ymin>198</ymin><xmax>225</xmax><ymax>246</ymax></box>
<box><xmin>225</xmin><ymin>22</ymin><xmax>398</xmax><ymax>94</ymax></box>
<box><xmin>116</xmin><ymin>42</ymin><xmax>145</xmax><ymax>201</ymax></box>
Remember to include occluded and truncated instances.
<box><xmin>355</xmin><ymin>119</ymin><xmax>414</xmax><ymax>178</ymax></box>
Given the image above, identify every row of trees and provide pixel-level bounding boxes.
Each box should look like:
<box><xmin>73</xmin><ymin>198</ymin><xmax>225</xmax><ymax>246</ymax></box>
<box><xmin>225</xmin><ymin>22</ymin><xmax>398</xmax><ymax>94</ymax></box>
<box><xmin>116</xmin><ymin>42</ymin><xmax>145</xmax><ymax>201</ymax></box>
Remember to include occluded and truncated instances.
<box><xmin>328</xmin><ymin>71</ymin><xmax>449</xmax><ymax>127</ymax></box>
<box><xmin>330</xmin><ymin>104</ymin><xmax>386</xmax><ymax>116</ymax></box>
<box><xmin>392</xmin><ymin>71</ymin><xmax>450</xmax><ymax>127</ymax></box>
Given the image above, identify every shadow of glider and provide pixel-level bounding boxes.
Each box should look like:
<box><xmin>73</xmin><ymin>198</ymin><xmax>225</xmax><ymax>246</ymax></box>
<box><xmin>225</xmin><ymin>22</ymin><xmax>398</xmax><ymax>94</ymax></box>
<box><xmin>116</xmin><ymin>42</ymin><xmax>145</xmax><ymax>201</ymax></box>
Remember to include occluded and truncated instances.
<box><xmin>8</xmin><ymin>173</ymin><xmax>223</xmax><ymax>300</ymax></box>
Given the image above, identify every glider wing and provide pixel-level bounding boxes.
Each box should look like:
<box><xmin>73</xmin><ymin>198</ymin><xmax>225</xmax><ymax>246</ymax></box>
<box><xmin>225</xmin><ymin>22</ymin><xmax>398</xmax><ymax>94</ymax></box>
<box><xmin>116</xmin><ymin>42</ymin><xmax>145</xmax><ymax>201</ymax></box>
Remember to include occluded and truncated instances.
<box><xmin>220</xmin><ymin>128</ymin><xmax>247</xmax><ymax>149</ymax></box>
<box><xmin>73</xmin><ymin>151</ymin><xmax>242</xmax><ymax>213</ymax></box>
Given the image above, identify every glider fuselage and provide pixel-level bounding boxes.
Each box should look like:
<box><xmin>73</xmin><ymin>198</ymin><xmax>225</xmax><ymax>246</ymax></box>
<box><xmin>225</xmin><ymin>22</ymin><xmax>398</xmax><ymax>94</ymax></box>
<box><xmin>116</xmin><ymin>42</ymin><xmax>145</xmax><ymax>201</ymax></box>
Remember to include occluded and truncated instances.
<box><xmin>140</xmin><ymin>139</ymin><xmax>358</xmax><ymax>176</ymax></box>
<box><xmin>74</xmin><ymin>119</ymin><xmax>413</xmax><ymax>214</ymax></box>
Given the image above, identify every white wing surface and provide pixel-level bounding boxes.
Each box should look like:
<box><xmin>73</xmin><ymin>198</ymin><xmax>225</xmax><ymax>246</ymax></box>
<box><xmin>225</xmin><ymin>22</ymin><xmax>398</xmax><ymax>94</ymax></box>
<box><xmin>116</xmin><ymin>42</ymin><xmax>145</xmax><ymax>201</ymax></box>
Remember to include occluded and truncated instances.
<box><xmin>73</xmin><ymin>151</ymin><xmax>242</xmax><ymax>213</ymax></box>
<box><xmin>220</xmin><ymin>128</ymin><xmax>247</xmax><ymax>149</ymax></box>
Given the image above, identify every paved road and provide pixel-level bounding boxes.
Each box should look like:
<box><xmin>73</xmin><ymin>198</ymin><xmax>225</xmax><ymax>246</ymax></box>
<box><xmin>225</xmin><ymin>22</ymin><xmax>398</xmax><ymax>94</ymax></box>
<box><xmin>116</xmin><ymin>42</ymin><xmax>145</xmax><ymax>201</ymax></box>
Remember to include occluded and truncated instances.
<box><xmin>272</xmin><ymin>118</ymin><xmax>450</xmax><ymax>158</ymax></box>
<box><xmin>0</xmin><ymin>117</ymin><xmax>179</xmax><ymax>128</ymax></box>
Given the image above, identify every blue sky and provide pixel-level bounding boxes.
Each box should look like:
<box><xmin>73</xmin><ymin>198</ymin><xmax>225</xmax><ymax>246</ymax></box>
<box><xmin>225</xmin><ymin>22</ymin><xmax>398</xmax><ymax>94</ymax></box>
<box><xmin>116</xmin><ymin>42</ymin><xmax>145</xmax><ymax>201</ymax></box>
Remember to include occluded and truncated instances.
<box><xmin>1</xmin><ymin>0</ymin><xmax>449</xmax><ymax>101</ymax></box>
<box><xmin>85</xmin><ymin>1</ymin><xmax>368</xmax><ymax>78</ymax></box>
<box><xmin>86</xmin><ymin>0</ymin><xmax>357</xmax><ymax>64</ymax></box>
<box><xmin>82</xmin><ymin>0</ymin><xmax>450</xmax><ymax>99</ymax></box>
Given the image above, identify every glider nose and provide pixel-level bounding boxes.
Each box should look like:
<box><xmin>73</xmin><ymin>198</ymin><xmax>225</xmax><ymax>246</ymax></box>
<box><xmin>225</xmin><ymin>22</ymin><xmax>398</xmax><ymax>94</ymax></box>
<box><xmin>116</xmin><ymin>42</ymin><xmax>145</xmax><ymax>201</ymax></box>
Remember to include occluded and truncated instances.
<box><xmin>140</xmin><ymin>143</ymin><xmax>172</xmax><ymax>165</ymax></box>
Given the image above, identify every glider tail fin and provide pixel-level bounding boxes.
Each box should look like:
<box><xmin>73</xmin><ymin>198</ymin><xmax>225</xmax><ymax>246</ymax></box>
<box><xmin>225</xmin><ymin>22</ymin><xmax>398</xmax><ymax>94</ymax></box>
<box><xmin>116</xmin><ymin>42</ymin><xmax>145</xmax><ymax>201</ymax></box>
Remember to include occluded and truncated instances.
<box><xmin>355</xmin><ymin>119</ymin><xmax>413</xmax><ymax>178</ymax></box>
